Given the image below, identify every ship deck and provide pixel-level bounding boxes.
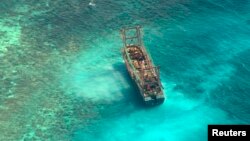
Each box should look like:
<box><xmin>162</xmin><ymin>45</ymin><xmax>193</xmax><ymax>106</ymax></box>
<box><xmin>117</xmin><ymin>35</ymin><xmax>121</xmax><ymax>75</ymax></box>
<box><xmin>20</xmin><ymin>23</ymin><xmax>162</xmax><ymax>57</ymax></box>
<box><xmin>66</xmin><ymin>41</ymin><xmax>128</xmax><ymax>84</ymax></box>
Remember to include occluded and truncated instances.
<box><xmin>125</xmin><ymin>46</ymin><xmax>162</xmax><ymax>97</ymax></box>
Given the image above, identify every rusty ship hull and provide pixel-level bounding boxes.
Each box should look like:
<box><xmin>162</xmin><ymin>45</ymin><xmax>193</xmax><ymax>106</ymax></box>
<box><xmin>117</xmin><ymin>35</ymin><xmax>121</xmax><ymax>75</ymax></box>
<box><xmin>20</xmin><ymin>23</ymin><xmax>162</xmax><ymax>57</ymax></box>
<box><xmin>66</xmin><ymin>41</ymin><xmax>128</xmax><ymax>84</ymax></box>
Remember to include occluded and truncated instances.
<box><xmin>120</xmin><ymin>26</ymin><xmax>165</xmax><ymax>105</ymax></box>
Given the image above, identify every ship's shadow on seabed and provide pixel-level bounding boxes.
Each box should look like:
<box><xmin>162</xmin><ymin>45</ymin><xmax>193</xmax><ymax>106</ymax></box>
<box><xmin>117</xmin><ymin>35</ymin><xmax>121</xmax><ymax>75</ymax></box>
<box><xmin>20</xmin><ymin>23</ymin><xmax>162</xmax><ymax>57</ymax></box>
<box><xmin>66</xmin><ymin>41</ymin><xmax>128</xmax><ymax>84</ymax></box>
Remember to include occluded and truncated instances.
<box><xmin>112</xmin><ymin>62</ymin><xmax>155</xmax><ymax>109</ymax></box>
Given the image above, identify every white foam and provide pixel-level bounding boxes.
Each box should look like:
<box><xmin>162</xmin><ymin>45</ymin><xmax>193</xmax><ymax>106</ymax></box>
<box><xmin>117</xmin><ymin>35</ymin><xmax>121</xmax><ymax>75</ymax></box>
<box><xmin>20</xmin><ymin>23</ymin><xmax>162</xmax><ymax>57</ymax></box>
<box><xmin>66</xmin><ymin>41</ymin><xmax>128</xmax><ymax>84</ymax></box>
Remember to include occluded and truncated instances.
<box><xmin>89</xmin><ymin>0</ymin><xmax>96</xmax><ymax>6</ymax></box>
<box><xmin>60</xmin><ymin>31</ymin><xmax>128</xmax><ymax>102</ymax></box>
<box><xmin>0</xmin><ymin>18</ymin><xmax>21</xmax><ymax>56</ymax></box>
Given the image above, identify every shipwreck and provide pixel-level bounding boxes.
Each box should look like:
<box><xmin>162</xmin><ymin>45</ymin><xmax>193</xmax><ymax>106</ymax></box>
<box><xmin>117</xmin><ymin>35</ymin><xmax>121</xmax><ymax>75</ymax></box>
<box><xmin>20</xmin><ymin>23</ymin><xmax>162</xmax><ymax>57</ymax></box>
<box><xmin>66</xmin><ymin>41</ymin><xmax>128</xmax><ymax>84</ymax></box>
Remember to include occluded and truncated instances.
<box><xmin>120</xmin><ymin>26</ymin><xmax>165</xmax><ymax>105</ymax></box>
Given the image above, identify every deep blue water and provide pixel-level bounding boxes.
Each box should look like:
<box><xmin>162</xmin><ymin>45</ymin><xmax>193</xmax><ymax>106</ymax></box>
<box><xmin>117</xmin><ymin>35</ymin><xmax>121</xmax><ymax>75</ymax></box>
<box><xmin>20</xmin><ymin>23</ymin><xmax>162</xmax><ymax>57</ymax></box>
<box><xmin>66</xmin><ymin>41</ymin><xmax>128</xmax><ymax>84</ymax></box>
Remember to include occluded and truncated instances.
<box><xmin>0</xmin><ymin>0</ymin><xmax>249</xmax><ymax>141</ymax></box>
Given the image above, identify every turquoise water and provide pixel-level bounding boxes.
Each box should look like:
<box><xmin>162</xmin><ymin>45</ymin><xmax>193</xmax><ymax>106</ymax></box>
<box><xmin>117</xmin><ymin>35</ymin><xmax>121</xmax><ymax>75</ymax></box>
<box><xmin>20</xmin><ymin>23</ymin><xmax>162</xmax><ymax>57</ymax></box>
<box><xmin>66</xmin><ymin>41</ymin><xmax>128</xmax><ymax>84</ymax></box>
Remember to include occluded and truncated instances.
<box><xmin>0</xmin><ymin>0</ymin><xmax>249</xmax><ymax>140</ymax></box>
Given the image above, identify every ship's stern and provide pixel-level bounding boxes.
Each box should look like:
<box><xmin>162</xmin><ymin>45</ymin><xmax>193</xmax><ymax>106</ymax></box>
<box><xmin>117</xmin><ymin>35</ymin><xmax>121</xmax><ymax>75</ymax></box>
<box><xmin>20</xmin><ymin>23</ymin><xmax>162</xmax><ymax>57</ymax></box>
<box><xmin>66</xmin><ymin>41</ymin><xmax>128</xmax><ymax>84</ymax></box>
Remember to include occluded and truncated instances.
<box><xmin>144</xmin><ymin>94</ymin><xmax>165</xmax><ymax>106</ymax></box>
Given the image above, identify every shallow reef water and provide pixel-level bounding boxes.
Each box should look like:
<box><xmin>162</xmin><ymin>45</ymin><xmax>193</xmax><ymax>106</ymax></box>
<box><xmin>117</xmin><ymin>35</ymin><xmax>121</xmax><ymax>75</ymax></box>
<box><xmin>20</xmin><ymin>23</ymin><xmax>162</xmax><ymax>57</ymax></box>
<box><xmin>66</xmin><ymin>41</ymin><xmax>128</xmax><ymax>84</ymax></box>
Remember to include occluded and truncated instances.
<box><xmin>0</xmin><ymin>0</ymin><xmax>250</xmax><ymax>141</ymax></box>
